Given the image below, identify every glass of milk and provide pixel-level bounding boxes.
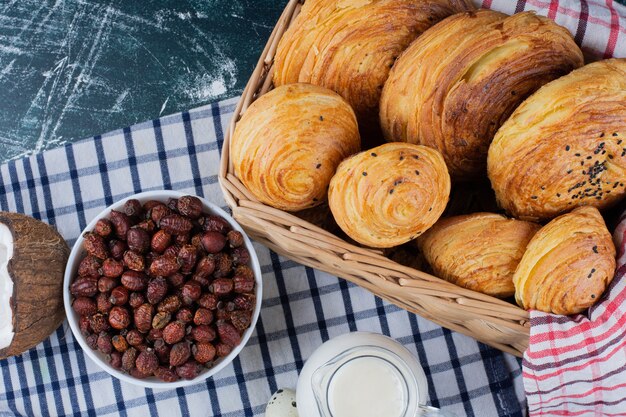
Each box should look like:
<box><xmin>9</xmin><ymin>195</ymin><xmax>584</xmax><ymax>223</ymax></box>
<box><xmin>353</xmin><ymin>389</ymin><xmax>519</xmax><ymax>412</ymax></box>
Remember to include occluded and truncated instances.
<box><xmin>296</xmin><ymin>332</ymin><xmax>456</xmax><ymax>417</ymax></box>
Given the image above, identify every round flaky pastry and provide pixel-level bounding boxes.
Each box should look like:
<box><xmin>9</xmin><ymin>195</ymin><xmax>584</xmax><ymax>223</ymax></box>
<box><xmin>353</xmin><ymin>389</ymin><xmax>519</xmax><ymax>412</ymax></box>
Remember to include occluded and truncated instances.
<box><xmin>513</xmin><ymin>206</ymin><xmax>616</xmax><ymax>315</ymax></box>
<box><xmin>328</xmin><ymin>143</ymin><xmax>450</xmax><ymax>248</ymax></box>
<box><xmin>488</xmin><ymin>59</ymin><xmax>626</xmax><ymax>221</ymax></box>
<box><xmin>380</xmin><ymin>10</ymin><xmax>583</xmax><ymax>179</ymax></box>
<box><xmin>273</xmin><ymin>0</ymin><xmax>473</xmax><ymax>144</ymax></box>
<box><xmin>417</xmin><ymin>213</ymin><xmax>540</xmax><ymax>298</ymax></box>
<box><xmin>231</xmin><ymin>83</ymin><xmax>360</xmax><ymax>211</ymax></box>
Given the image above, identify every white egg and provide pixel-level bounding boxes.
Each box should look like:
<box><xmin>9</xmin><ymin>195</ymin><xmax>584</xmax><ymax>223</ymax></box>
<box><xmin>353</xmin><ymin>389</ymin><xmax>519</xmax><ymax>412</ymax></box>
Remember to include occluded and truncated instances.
<box><xmin>265</xmin><ymin>388</ymin><xmax>299</xmax><ymax>417</ymax></box>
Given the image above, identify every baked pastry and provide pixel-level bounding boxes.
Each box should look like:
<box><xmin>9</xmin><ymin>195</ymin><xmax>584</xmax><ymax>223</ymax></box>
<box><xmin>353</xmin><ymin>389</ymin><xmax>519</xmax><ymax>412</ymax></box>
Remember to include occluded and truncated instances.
<box><xmin>328</xmin><ymin>143</ymin><xmax>450</xmax><ymax>248</ymax></box>
<box><xmin>380</xmin><ymin>10</ymin><xmax>583</xmax><ymax>179</ymax></box>
<box><xmin>231</xmin><ymin>83</ymin><xmax>360</xmax><ymax>211</ymax></box>
<box><xmin>417</xmin><ymin>213</ymin><xmax>540</xmax><ymax>298</ymax></box>
<box><xmin>273</xmin><ymin>0</ymin><xmax>474</xmax><ymax>145</ymax></box>
<box><xmin>513</xmin><ymin>206</ymin><xmax>616</xmax><ymax>315</ymax></box>
<box><xmin>488</xmin><ymin>59</ymin><xmax>626</xmax><ymax>221</ymax></box>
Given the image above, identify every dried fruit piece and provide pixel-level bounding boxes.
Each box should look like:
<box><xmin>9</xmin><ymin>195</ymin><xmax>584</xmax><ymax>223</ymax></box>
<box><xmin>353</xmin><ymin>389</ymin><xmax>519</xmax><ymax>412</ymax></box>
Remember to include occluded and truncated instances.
<box><xmin>192</xmin><ymin>342</ymin><xmax>216</xmax><ymax>363</ymax></box>
<box><xmin>216</xmin><ymin>343</ymin><xmax>232</xmax><ymax>358</ymax></box>
<box><xmin>135</xmin><ymin>219</ymin><xmax>156</xmax><ymax>233</ymax></box>
<box><xmin>109</xmin><ymin>286</ymin><xmax>130</xmax><ymax>306</ymax></box>
<box><xmin>194</xmin><ymin>256</ymin><xmax>215</xmax><ymax>279</ymax></box>
<box><xmin>231</xmin><ymin>247</ymin><xmax>250</xmax><ymax>265</ymax></box>
<box><xmin>233</xmin><ymin>275</ymin><xmax>255</xmax><ymax>294</ymax></box>
<box><xmin>198</xmin><ymin>293</ymin><xmax>219</xmax><ymax>310</ymax></box>
<box><xmin>154</xmin><ymin>366</ymin><xmax>178</xmax><ymax>382</ymax></box>
<box><xmin>71</xmin><ymin>277</ymin><xmax>98</xmax><ymax>297</ymax></box>
<box><xmin>134</xmin><ymin>303</ymin><xmax>154</xmax><ymax>333</ymax></box>
<box><xmin>86</xmin><ymin>333</ymin><xmax>98</xmax><ymax>350</ymax></box>
<box><xmin>97</xmin><ymin>332</ymin><xmax>113</xmax><ymax>354</ymax></box>
<box><xmin>108</xmin><ymin>351</ymin><xmax>122</xmax><ymax>369</ymax></box>
<box><xmin>150</xmin><ymin>204</ymin><xmax>172</xmax><ymax>224</ymax></box>
<box><xmin>109</xmin><ymin>240</ymin><xmax>127</xmax><ymax>261</ymax></box>
<box><xmin>122</xmin><ymin>347</ymin><xmax>138</xmax><ymax>371</ymax></box>
<box><xmin>124</xmin><ymin>199</ymin><xmax>143</xmax><ymax>218</ymax></box>
<box><xmin>101</xmin><ymin>258</ymin><xmax>124</xmax><ymax>278</ymax></box>
<box><xmin>154</xmin><ymin>339</ymin><xmax>171</xmax><ymax>363</ymax></box>
<box><xmin>181</xmin><ymin>281</ymin><xmax>202</xmax><ymax>305</ymax></box>
<box><xmin>201</xmin><ymin>232</ymin><xmax>226</xmax><ymax>254</ymax></box>
<box><xmin>213</xmin><ymin>253</ymin><xmax>233</xmax><ymax>278</ymax></box>
<box><xmin>78</xmin><ymin>255</ymin><xmax>102</xmax><ymax>277</ymax></box>
<box><xmin>230</xmin><ymin>310</ymin><xmax>252</xmax><ymax>332</ymax></box>
<box><xmin>136</xmin><ymin>350</ymin><xmax>159</xmax><ymax>375</ymax></box>
<box><xmin>73</xmin><ymin>297</ymin><xmax>97</xmax><ymax>316</ymax></box>
<box><xmin>83</xmin><ymin>232</ymin><xmax>109</xmax><ymax>259</ymax></box>
<box><xmin>233</xmin><ymin>293</ymin><xmax>256</xmax><ymax>311</ymax></box>
<box><xmin>121</xmin><ymin>270</ymin><xmax>148</xmax><ymax>291</ymax></box>
<box><xmin>177</xmin><ymin>196</ymin><xmax>203</xmax><ymax>219</ymax></box>
<box><xmin>109</xmin><ymin>306</ymin><xmax>131</xmax><ymax>330</ymax></box>
<box><xmin>146</xmin><ymin>277</ymin><xmax>168</xmax><ymax>305</ymax></box>
<box><xmin>112</xmin><ymin>335</ymin><xmax>129</xmax><ymax>352</ymax></box>
<box><xmin>79</xmin><ymin>315</ymin><xmax>92</xmax><ymax>335</ymax></box>
<box><xmin>149</xmin><ymin>255</ymin><xmax>180</xmax><ymax>277</ymax></box>
<box><xmin>174</xmin><ymin>233</ymin><xmax>190</xmax><ymax>246</ymax></box>
<box><xmin>127</xmin><ymin>228</ymin><xmax>150</xmax><ymax>253</ymax></box>
<box><xmin>159</xmin><ymin>214</ymin><xmax>193</xmax><ymax>235</ymax></box>
<box><xmin>130</xmin><ymin>367</ymin><xmax>150</xmax><ymax>379</ymax></box>
<box><xmin>89</xmin><ymin>313</ymin><xmax>110</xmax><ymax>333</ymax></box>
<box><xmin>166</xmin><ymin>198</ymin><xmax>179</xmax><ymax>212</ymax></box>
<box><xmin>129</xmin><ymin>292</ymin><xmax>146</xmax><ymax>309</ymax></box>
<box><xmin>94</xmin><ymin>218</ymin><xmax>113</xmax><ymax>238</ymax></box>
<box><xmin>169</xmin><ymin>342</ymin><xmax>191</xmax><ymax>366</ymax></box>
<box><xmin>167</xmin><ymin>272</ymin><xmax>185</xmax><ymax>288</ymax></box>
<box><xmin>201</xmin><ymin>215</ymin><xmax>230</xmax><ymax>233</ymax></box>
<box><xmin>109</xmin><ymin>210</ymin><xmax>131</xmax><ymax>240</ymax></box>
<box><xmin>151</xmin><ymin>230</ymin><xmax>172</xmax><ymax>253</ymax></box>
<box><xmin>227</xmin><ymin>230</ymin><xmax>244</xmax><ymax>248</ymax></box>
<box><xmin>177</xmin><ymin>245</ymin><xmax>197</xmax><ymax>274</ymax></box>
<box><xmin>152</xmin><ymin>312</ymin><xmax>171</xmax><ymax>330</ymax></box>
<box><xmin>123</xmin><ymin>250</ymin><xmax>145</xmax><ymax>271</ymax></box>
<box><xmin>163</xmin><ymin>321</ymin><xmax>186</xmax><ymax>344</ymax></box>
<box><xmin>209</xmin><ymin>278</ymin><xmax>233</xmax><ymax>297</ymax></box>
<box><xmin>98</xmin><ymin>276</ymin><xmax>117</xmax><ymax>293</ymax></box>
<box><xmin>157</xmin><ymin>295</ymin><xmax>182</xmax><ymax>313</ymax></box>
<box><xmin>216</xmin><ymin>321</ymin><xmax>241</xmax><ymax>348</ymax></box>
<box><xmin>96</xmin><ymin>292</ymin><xmax>113</xmax><ymax>314</ymax></box>
<box><xmin>126</xmin><ymin>330</ymin><xmax>144</xmax><ymax>347</ymax></box>
<box><xmin>191</xmin><ymin>325</ymin><xmax>216</xmax><ymax>343</ymax></box>
<box><xmin>176</xmin><ymin>308</ymin><xmax>193</xmax><ymax>323</ymax></box>
<box><xmin>193</xmin><ymin>308</ymin><xmax>213</xmax><ymax>326</ymax></box>
<box><xmin>176</xmin><ymin>360</ymin><xmax>203</xmax><ymax>380</ymax></box>
<box><xmin>147</xmin><ymin>328</ymin><xmax>163</xmax><ymax>342</ymax></box>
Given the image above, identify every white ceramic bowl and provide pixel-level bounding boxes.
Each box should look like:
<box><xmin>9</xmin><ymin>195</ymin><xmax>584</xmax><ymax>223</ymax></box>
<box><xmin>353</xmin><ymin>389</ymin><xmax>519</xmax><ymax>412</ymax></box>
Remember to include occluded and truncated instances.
<box><xmin>63</xmin><ymin>190</ymin><xmax>263</xmax><ymax>389</ymax></box>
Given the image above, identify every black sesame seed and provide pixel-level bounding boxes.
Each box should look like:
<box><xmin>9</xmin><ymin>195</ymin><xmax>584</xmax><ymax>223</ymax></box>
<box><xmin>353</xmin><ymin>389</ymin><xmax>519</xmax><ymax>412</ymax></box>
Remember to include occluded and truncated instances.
<box><xmin>613</xmin><ymin>133</ymin><xmax>619</xmax><ymax>136</ymax></box>
<box><xmin>362</xmin><ymin>172</ymin><xmax>367</xmax><ymax>176</ymax></box>
<box><xmin>399</xmin><ymin>156</ymin><xmax>404</xmax><ymax>161</ymax></box>
<box><xmin>541</xmin><ymin>186</ymin><xmax>546</xmax><ymax>190</ymax></box>
<box><xmin>600</xmin><ymin>132</ymin><xmax>605</xmax><ymax>137</ymax></box>
<box><xmin>591</xmin><ymin>268</ymin><xmax>596</xmax><ymax>273</ymax></box>
<box><xmin>565</xmin><ymin>145</ymin><xmax>570</xmax><ymax>151</ymax></box>
<box><xmin>371</xmin><ymin>152</ymin><xmax>377</xmax><ymax>157</ymax></box>
<box><xmin>587</xmin><ymin>156</ymin><xmax>592</xmax><ymax>160</ymax></box>
<box><xmin>413</xmin><ymin>155</ymin><xmax>419</xmax><ymax>160</ymax></box>
<box><xmin>394</xmin><ymin>179</ymin><xmax>403</xmax><ymax>186</ymax></box>
<box><xmin>319</xmin><ymin>115</ymin><xmax>324</xmax><ymax>121</ymax></box>
<box><xmin>428</xmin><ymin>207</ymin><xmax>432</xmax><ymax>211</ymax></box>
<box><xmin>531</xmin><ymin>196</ymin><xmax>538</xmax><ymax>199</ymax></box>
<box><xmin>609</xmin><ymin>155</ymin><xmax>614</xmax><ymax>159</ymax></box>
<box><xmin>567</xmin><ymin>169</ymin><xmax>573</xmax><ymax>174</ymax></box>
<box><xmin>415</xmin><ymin>170</ymin><xmax>420</xmax><ymax>175</ymax></box>
<box><xmin>389</xmin><ymin>189</ymin><xmax>394</xmax><ymax>194</ymax></box>
<box><xmin>618</xmin><ymin>139</ymin><xmax>623</xmax><ymax>145</ymax></box>
<box><xmin>557</xmin><ymin>193</ymin><xmax>561</xmax><ymax>197</ymax></box>
<box><xmin>591</xmin><ymin>294</ymin><xmax>596</xmax><ymax>299</ymax></box>
<box><xmin>316</xmin><ymin>163</ymin><xmax>322</xmax><ymax>169</ymax></box>
<box><xmin>312</xmin><ymin>198</ymin><xmax>318</xmax><ymax>202</ymax></box>
<box><xmin>575</xmin><ymin>153</ymin><xmax>581</xmax><ymax>157</ymax></box>
<box><xmin>593</xmin><ymin>245</ymin><xmax>598</xmax><ymax>253</ymax></box>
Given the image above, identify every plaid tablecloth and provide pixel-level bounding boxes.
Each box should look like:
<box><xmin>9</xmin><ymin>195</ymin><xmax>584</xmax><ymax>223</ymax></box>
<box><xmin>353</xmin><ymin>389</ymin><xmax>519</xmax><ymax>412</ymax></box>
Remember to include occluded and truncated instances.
<box><xmin>0</xmin><ymin>98</ymin><xmax>526</xmax><ymax>416</ymax></box>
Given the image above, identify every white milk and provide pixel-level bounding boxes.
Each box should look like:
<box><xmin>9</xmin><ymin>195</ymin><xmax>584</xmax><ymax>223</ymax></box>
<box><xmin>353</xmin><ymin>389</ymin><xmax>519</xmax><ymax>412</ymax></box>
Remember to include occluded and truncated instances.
<box><xmin>327</xmin><ymin>356</ymin><xmax>406</xmax><ymax>417</ymax></box>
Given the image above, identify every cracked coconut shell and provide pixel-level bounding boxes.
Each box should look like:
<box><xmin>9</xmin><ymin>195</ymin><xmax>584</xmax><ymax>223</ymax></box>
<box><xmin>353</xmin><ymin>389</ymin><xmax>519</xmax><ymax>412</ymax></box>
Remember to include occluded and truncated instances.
<box><xmin>0</xmin><ymin>212</ymin><xmax>69</xmax><ymax>359</ymax></box>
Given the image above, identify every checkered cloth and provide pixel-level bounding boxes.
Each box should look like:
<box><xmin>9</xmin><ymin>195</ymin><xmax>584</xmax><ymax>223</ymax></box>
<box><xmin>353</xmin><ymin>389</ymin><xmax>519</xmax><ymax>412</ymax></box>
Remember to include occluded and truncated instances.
<box><xmin>0</xmin><ymin>99</ymin><xmax>525</xmax><ymax>416</ymax></box>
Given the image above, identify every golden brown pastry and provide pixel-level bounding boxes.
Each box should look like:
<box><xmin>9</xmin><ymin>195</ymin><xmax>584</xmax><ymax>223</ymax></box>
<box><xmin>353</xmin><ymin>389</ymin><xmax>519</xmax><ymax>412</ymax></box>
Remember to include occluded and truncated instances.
<box><xmin>273</xmin><ymin>0</ymin><xmax>474</xmax><ymax>144</ymax></box>
<box><xmin>380</xmin><ymin>10</ymin><xmax>583</xmax><ymax>179</ymax></box>
<box><xmin>488</xmin><ymin>59</ymin><xmax>626</xmax><ymax>221</ymax></box>
<box><xmin>417</xmin><ymin>213</ymin><xmax>540</xmax><ymax>298</ymax></box>
<box><xmin>231</xmin><ymin>83</ymin><xmax>360</xmax><ymax>211</ymax></box>
<box><xmin>328</xmin><ymin>143</ymin><xmax>450</xmax><ymax>248</ymax></box>
<box><xmin>513</xmin><ymin>206</ymin><xmax>616</xmax><ymax>315</ymax></box>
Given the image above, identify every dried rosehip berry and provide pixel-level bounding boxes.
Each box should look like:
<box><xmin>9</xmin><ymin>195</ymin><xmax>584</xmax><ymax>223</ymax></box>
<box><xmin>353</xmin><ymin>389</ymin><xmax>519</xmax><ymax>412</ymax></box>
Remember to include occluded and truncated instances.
<box><xmin>134</xmin><ymin>304</ymin><xmax>154</xmax><ymax>333</ymax></box>
<box><xmin>233</xmin><ymin>275</ymin><xmax>255</xmax><ymax>294</ymax></box>
<box><xmin>200</xmin><ymin>215</ymin><xmax>230</xmax><ymax>233</ymax></box>
<box><xmin>157</xmin><ymin>295</ymin><xmax>182</xmax><ymax>313</ymax></box>
<box><xmin>152</xmin><ymin>312</ymin><xmax>171</xmax><ymax>330</ymax></box>
<box><xmin>73</xmin><ymin>297</ymin><xmax>97</xmax><ymax>316</ymax></box>
<box><xmin>97</xmin><ymin>332</ymin><xmax>113</xmax><ymax>354</ymax></box>
<box><xmin>176</xmin><ymin>360</ymin><xmax>203</xmax><ymax>380</ymax></box>
<box><xmin>198</xmin><ymin>293</ymin><xmax>218</xmax><ymax>310</ymax></box>
<box><xmin>177</xmin><ymin>196</ymin><xmax>203</xmax><ymax>219</ymax></box>
<box><xmin>124</xmin><ymin>199</ymin><xmax>143</xmax><ymax>217</ymax></box>
<box><xmin>181</xmin><ymin>281</ymin><xmax>202</xmax><ymax>305</ymax></box>
<box><xmin>176</xmin><ymin>308</ymin><xmax>193</xmax><ymax>324</ymax></box>
<box><xmin>127</xmin><ymin>228</ymin><xmax>150</xmax><ymax>253</ymax></box>
<box><xmin>234</xmin><ymin>265</ymin><xmax>254</xmax><ymax>281</ymax></box>
<box><xmin>130</xmin><ymin>368</ymin><xmax>150</xmax><ymax>379</ymax></box>
<box><xmin>192</xmin><ymin>342</ymin><xmax>216</xmax><ymax>364</ymax></box>
<box><xmin>177</xmin><ymin>245</ymin><xmax>197</xmax><ymax>274</ymax></box>
<box><xmin>96</xmin><ymin>292</ymin><xmax>113</xmax><ymax>314</ymax></box>
<box><xmin>108</xmin><ymin>306</ymin><xmax>131</xmax><ymax>330</ymax></box>
<box><xmin>78</xmin><ymin>255</ymin><xmax>102</xmax><ymax>277</ymax></box>
<box><xmin>109</xmin><ymin>210</ymin><xmax>131</xmax><ymax>240</ymax></box>
<box><xmin>169</xmin><ymin>342</ymin><xmax>191</xmax><ymax>366</ymax></box>
<box><xmin>150</xmin><ymin>204</ymin><xmax>172</xmax><ymax>224</ymax></box>
<box><xmin>108</xmin><ymin>351</ymin><xmax>122</xmax><ymax>369</ymax></box>
<box><xmin>154</xmin><ymin>366</ymin><xmax>178</xmax><ymax>382</ymax></box>
<box><xmin>147</xmin><ymin>328</ymin><xmax>163</xmax><ymax>342</ymax></box>
<box><xmin>227</xmin><ymin>230</ymin><xmax>244</xmax><ymax>248</ymax></box>
<box><xmin>149</xmin><ymin>255</ymin><xmax>180</xmax><ymax>277</ymax></box>
<box><xmin>166</xmin><ymin>198</ymin><xmax>179</xmax><ymax>212</ymax></box>
<box><xmin>213</xmin><ymin>253</ymin><xmax>233</xmax><ymax>278</ymax></box>
<box><xmin>216</xmin><ymin>321</ymin><xmax>241</xmax><ymax>348</ymax></box>
<box><xmin>153</xmin><ymin>339</ymin><xmax>171</xmax><ymax>363</ymax></box>
<box><xmin>230</xmin><ymin>310</ymin><xmax>252</xmax><ymax>332</ymax></box>
<box><xmin>83</xmin><ymin>232</ymin><xmax>109</xmax><ymax>259</ymax></box>
<box><xmin>146</xmin><ymin>277</ymin><xmax>168</xmax><ymax>305</ymax></box>
<box><xmin>209</xmin><ymin>278</ymin><xmax>233</xmax><ymax>297</ymax></box>
<box><xmin>98</xmin><ymin>276</ymin><xmax>117</xmax><ymax>293</ymax></box>
<box><xmin>101</xmin><ymin>258</ymin><xmax>124</xmax><ymax>278</ymax></box>
<box><xmin>136</xmin><ymin>350</ymin><xmax>159</xmax><ymax>375</ymax></box>
<box><xmin>71</xmin><ymin>277</ymin><xmax>98</xmax><ymax>297</ymax></box>
<box><xmin>151</xmin><ymin>230</ymin><xmax>171</xmax><ymax>253</ymax></box>
<box><xmin>121</xmin><ymin>270</ymin><xmax>148</xmax><ymax>291</ymax></box>
<box><xmin>231</xmin><ymin>247</ymin><xmax>250</xmax><ymax>265</ymax></box>
<box><xmin>163</xmin><ymin>321</ymin><xmax>186</xmax><ymax>344</ymax></box>
<box><xmin>191</xmin><ymin>325</ymin><xmax>216</xmax><ymax>343</ymax></box>
<box><xmin>135</xmin><ymin>219</ymin><xmax>156</xmax><ymax>233</ymax></box>
<box><xmin>200</xmin><ymin>232</ymin><xmax>226</xmax><ymax>254</ymax></box>
<box><xmin>159</xmin><ymin>214</ymin><xmax>193</xmax><ymax>235</ymax></box>
<box><xmin>167</xmin><ymin>272</ymin><xmax>185</xmax><ymax>288</ymax></box>
<box><xmin>123</xmin><ymin>250</ymin><xmax>145</xmax><ymax>272</ymax></box>
<box><xmin>94</xmin><ymin>219</ymin><xmax>113</xmax><ymax>238</ymax></box>
<box><xmin>109</xmin><ymin>240</ymin><xmax>127</xmax><ymax>261</ymax></box>
<box><xmin>233</xmin><ymin>293</ymin><xmax>256</xmax><ymax>311</ymax></box>
<box><xmin>86</xmin><ymin>333</ymin><xmax>98</xmax><ymax>350</ymax></box>
<box><xmin>192</xmin><ymin>274</ymin><xmax>210</xmax><ymax>288</ymax></box>
<box><xmin>129</xmin><ymin>292</ymin><xmax>146</xmax><ymax>309</ymax></box>
<box><xmin>112</xmin><ymin>335</ymin><xmax>129</xmax><ymax>352</ymax></box>
<box><xmin>89</xmin><ymin>313</ymin><xmax>110</xmax><ymax>333</ymax></box>
<box><xmin>122</xmin><ymin>347</ymin><xmax>138</xmax><ymax>371</ymax></box>
<box><xmin>126</xmin><ymin>330</ymin><xmax>144</xmax><ymax>347</ymax></box>
<box><xmin>215</xmin><ymin>343</ymin><xmax>232</xmax><ymax>358</ymax></box>
<box><xmin>190</xmin><ymin>234</ymin><xmax>205</xmax><ymax>254</ymax></box>
<box><xmin>193</xmin><ymin>308</ymin><xmax>213</xmax><ymax>326</ymax></box>
<box><xmin>79</xmin><ymin>315</ymin><xmax>92</xmax><ymax>335</ymax></box>
<box><xmin>142</xmin><ymin>200</ymin><xmax>163</xmax><ymax>213</ymax></box>
<box><xmin>163</xmin><ymin>245</ymin><xmax>180</xmax><ymax>258</ymax></box>
<box><xmin>174</xmin><ymin>233</ymin><xmax>190</xmax><ymax>246</ymax></box>
<box><xmin>110</xmin><ymin>286</ymin><xmax>130</xmax><ymax>306</ymax></box>
<box><xmin>194</xmin><ymin>256</ymin><xmax>215</xmax><ymax>279</ymax></box>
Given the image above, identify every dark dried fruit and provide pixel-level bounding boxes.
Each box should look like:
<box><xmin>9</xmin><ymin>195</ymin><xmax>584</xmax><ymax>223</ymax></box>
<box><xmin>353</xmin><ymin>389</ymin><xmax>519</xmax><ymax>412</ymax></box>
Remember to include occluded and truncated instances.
<box><xmin>98</xmin><ymin>276</ymin><xmax>117</xmax><ymax>293</ymax></box>
<box><xmin>146</xmin><ymin>277</ymin><xmax>168</xmax><ymax>305</ymax></box>
<box><xmin>216</xmin><ymin>321</ymin><xmax>241</xmax><ymax>348</ymax></box>
<box><xmin>213</xmin><ymin>253</ymin><xmax>233</xmax><ymax>278</ymax></box>
<box><xmin>216</xmin><ymin>343</ymin><xmax>232</xmax><ymax>358</ymax></box>
<box><xmin>152</xmin><ymin>311</ymin><xmax>171</xmax><ymax>330</ymax></box>
<box><xmin>177</xmin><ymin>196</ymin><xmax>203</xmax><ymax>219</ymax></box>
<box><xmin>166</xmin><ymin>198</ymin><xmax>179</xmax><ymax>212</ymax></box>
<box><xmin>157</xmin><ymin>294</ymin><xmax>182</xmax><ymax>313</ymax></box>
<box><xmin>149</xmin><ymin>255</ymin><xmax>180</xmax><ymax>277</ymax></box>
<box><xmin>130</xmin><ymin>367</ymin><xmax>150</xmax><ymax>379</ymax></box>
<box><xmin>151</xmin><ymin>230</ymin><xmax>172</xmax><ymax>253</ymax></box>
<box><xmin>230</xmin><ymin>310</ymin><xmax>252</xmax><ymax>332</ymax></box>
<box><xmin>201</xmin><ymin>215</ymin><xmax>230</xmax><ymax>233</ymax></box>
<box><xmin>163</xmin><ymin>245</ymin><xmax>180</xmax><ymax>259</ymax></box>
<box><xmin>96</xmin><ymin>292</ymin><xmax>113</xmax><ymax>313</ymax></box>
<box><xmin>134</xmin><ymin>303</ymin><xmax>154</xmax><ymax>333</ymax></box>
<box><xmin>227</xmin><ymin>230</ymin><xmax>244</xmax><ymax>248</ymax></box>
<box><xmin>154</xmin><ymin>366</ymin><xmax>179</xmax><ymax>382</ymax></box>
<box><xmin>200</xmin><ymin>232</ymin><xmax>226</xmax><ymax>254</ymax></box>
<box><xmin>163</xmin><ymin>321</ymin><xmax>186</xmax><ymax>344</ymax></box>
<box><xmin>108</xmin><ymin>351</ymin><xmax>122</xmax><ymax>369</ymax></box>
<box><xmin>122</xmin><ymin>347</ymin><xmax>138</xmax><ymax>371</ymax></box>
<box><xmin>123</xmin><ymin>250</ymin><xmax>145</xmax><ymax>271</ymax></box>
<box><xmin>79</xmin><ymin>315</ymin><xmax>92</xmax><ymax>335</ymax></box>
<box><xmin>231</xmin><ymin>247</ymin><xmax>250</xmax><ymax>265</ymax></box>
<box><xmin>101</xmin><ymin>258</ymin><xmax>124</xmax><ymax>278</ymax></box>
<box><xmin>126</xmin><ymin>330</ymin><xmax>144</xmax><ymax>347</ymax></box>
<box><xmin>127</xmin><ymin>228</ymin><xmax>150</xmax><ymax>253</ymax></box>
<box><xmin>83</xmin><ymin>232</ymin><xmax>109</xmax><ymax>259</ymax></box>
<box><xmin>78</xmin><ymin>255</ymin><xmax>102</xmax><ymax>277</ymax></box>
<box><xmin>73</xmin><ymin>297</ymin><xmax>97</xmax><ymax>316</ymax></box>
<box><xmin>71</xmin><ymin>277</ymin><xmax>98</xmax><ymax>297</ymax></box>
<box><xmin>147</xmin><ymin>328</ymin><xmax>163</xmax><ymax>342</ymax></box>
<box><xmin>150</xmin><ymin>204</ymin><xmax>172</xmax><ymax>224</ymax></box>
<box><xmin>209</xmin><ymin>278</ymin><xmax>233</xmax><ymax>297</ymax></box>
<box><xmin>174</xmin><ymin>233</ymin><xmax>190</xmax><ymax>246</ymax></box>
<box><xmin>194</xmin><ymin>256</ymin><xmax>215</xmax><ymax>279</ymax></box>
<box><xmin>110</xmin><ymin>210</ymin><xmax>131</xmax><ymax>240</ymax></box>
<box><xmin>121</xmin><ymin>270</ymin><xmax>148</xmax><ymax>291</ymax></box>
<box><xmin>89</xmin><ymin>313</ymin><xmax>111</xmax><ymax>333</ymax></box>
<box><xmin>176</xmin><ymin>360</ymin><xmax>203</xmax><ymax>380</ymax></box>
<box><xmin>177</xmin><ymin>245</ymin><xmax>197</xmax><ymax>274</ymax></box>
<box><xmin>198</xmin><ymin>293</ymin><xmax>219</xmax><ymax>310</ymax></box>
<box><xmin>86</xmin><ymin>333</ymin><xmax>98</xmax><ymax>350</ymax></box>
<box><xmin>136</xmin><ymin>350</ymin><xmax>159</xmax><ymax>375</ymax></box>
<box><xmin>97</xmin><ymin>332</ymin><xmax>113</xmax><ymax>354</ymax></box>
<box><xmin>167</xmin><ymin>272</ymin><xmax>185</xmax><ymax>288</ymax></box>
<box><xmin>94</xmin><ymin>219</ymin><xmax>113</xmax><ymax>238</ymax></box>
<box><xmin>169</xmin><ymin>342</ymin><xmax>191</xmax><ymax>366</ymax></box>
<box><xmin>124</xmin><ymin>199</ymin><xmax>143</xmax><ymax>217</ymax></box>
<box><xmin>109</xmin><ymin>240</ymin><xmax>127</xmax><ymax>261</ymax></box>
<box><xmin>191</xmin><ymin>325</ymin><xmax>216</xmax><ymax>343</ymax></box>
<box><xmin>159</xmin><ymin>214</ymin><xmax>193</xmax><ymax>235</ymax></box>
<box><xmin>112</xmin><ymin>335</ymin><xmax>129</xmax><ymax>352</ymax></box>
<box><xmin>192</xmin><ymin>274</ymin><xmax>210</xmax><ymax>288</ymax></box>
<box><xmin>129</xmin><ymin>292</ymin><xmax>146</xmax><ymax>309</ymax></box>
<box><xmin>153</xmin><ymin>339</ymin><xmax>171</xmax><ymax>363</ymax></box>
<box><xmin>142</xmin><ymin>200</ymin><xmax>163</xmax><ymax>212</ymax></box>
<box><xmin>233</xmin><ymin>293</ymin><xmax>256</xmax><ymax>311</ymax></box>
<box><xmin>135</xmin><ymin>219</ymin><xmax>156</xmax><ymax>233</ymax></box>
<box><xmin>181</xmin><ymin>281</ymin><xmax>202</xmax><ymax>305</ymax></box>
<box><xmin>194</xmin><ymin>308</ymin><xmax>213</xmax><ymax>326</ymax></box>
<box><xmin>109</xmin><ymin>306</ymin><xmax>131</xmax><ymax>330</ymax></box>
<box><xmin>234</xmin><ymin>265</ymin><xmax>254</xmax><ymax>281</ymax></box>
<box><xmin>190</xmin><ymin>234</ymin><xmax>205</xmax><ymax>254</ymax></box>
<box><xmin>233</xmin><ymin>275</ymin><xmax>255</xmax><ymax>294</ymax></box>
<box><xmin>176</xmin><ymin>308</ymin><xmax>193</xmax><ymax>323</ymax></box>
<box><xmin>193</xmin><ymin>342</ymin><xmax>216</xmax><ymax>363</ymax></box>
<box><xmin>110</xmin><ymin>286</ymin><xmax>130</xmax><ymax>306</ymax></box>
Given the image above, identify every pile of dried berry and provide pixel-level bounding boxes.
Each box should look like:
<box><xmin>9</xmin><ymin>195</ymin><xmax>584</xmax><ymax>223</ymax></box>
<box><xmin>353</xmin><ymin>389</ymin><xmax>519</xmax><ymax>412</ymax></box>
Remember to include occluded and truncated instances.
<box><xmin>70</xmin><ymin>195</ymin><xmax>257</xmax><ymax>382</ymax></box>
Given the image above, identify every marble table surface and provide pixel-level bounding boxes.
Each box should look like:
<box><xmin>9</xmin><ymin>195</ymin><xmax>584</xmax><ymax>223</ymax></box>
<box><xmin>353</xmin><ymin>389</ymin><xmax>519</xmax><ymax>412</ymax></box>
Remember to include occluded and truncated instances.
<box><xmin>0</xmin><ymin>0</ymin><xmax>282</xmax><ymax>163</ymax></box>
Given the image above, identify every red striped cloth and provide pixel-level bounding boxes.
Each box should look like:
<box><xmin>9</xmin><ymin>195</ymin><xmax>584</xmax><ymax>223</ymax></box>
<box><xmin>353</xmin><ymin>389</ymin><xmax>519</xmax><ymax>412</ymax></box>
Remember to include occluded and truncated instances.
<box><xmin>475</xmin><ymin>0</ymin><xmax>626</xmax><ymax>414</ymax></box>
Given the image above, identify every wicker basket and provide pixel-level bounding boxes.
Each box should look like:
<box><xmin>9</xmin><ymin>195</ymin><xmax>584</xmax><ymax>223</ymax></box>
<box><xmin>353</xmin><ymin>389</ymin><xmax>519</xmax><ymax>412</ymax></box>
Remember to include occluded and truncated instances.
<box><xmin>218</xmin><ymin>0</ymin><xmax>530</xmax><ymax>357</ymax></box>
